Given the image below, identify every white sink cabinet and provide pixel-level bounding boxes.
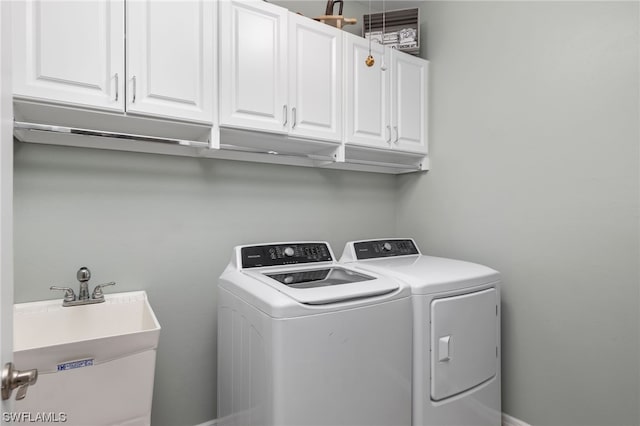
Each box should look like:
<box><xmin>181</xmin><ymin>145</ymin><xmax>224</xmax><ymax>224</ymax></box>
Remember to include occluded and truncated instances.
<box><xmin>13</xmin><ymin>291</ymin><xmax>161</xmax><ymax>426</ymax></box>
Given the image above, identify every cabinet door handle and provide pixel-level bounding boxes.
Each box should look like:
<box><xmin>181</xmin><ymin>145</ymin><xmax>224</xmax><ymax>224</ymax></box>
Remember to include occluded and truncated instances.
<box><xmin>114</xmin><ymin>73</ymin><xmax>119</xmax><ymax>102</ymax></box>
<box><xmin>131</xmin><ymin>76</ymin><xmax>137</xmax><ymax>103</ymax></box>
<box><xmin>393</xmin><ymin>126</ymin><xmax>399</xmax><ymax>144</ymax></box>
<box><xmin>386</xmin><ymin>125</ymin><xmax>391</xmax><ymax>144</ymax></box>
<box><xmin>292</xmin><ymin>107</ymin><xmax>297</xmax><ymax>129</ymax></box>
<box><xmin>283</xmin><ymin>105</ymin><xmax>288</xmax><ymax>127</ymax></box>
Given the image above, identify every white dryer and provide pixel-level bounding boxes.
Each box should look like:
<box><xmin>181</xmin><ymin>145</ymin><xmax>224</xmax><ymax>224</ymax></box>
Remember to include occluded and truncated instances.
<box><xmin>217</xmin><ymin>242</ymin><xmax>412</xmax><ymax>426</ymax></box>
<box><xmin>340</xmin><ymin>239</ymin><xmax>501</xmax><ymax>426</ymax></box>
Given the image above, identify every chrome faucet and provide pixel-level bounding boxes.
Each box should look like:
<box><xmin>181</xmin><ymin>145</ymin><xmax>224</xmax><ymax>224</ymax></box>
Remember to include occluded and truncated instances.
<box><xmin>50</xmin><ymin>267</ymin><xmax>116</xmax><ymax>307</ymax></box>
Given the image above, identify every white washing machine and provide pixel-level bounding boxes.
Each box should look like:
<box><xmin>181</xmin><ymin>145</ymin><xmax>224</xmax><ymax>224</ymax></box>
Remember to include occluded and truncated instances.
<box><xmin>340</xmin><ymin>238</ymin><xmax>501</xmax><ymax>426</ymax></box>
<box><xmin>217</xmin><ymin>242</ymin><xmax>412</xmax><ymax>426</ymax></box>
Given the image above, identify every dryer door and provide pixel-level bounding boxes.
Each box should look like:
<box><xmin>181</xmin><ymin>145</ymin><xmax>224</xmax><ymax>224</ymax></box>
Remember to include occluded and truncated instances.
<box><xmin>430</xmin><ymin>288</ymin><xmax>498</xmax><ymax>401</ymax></box>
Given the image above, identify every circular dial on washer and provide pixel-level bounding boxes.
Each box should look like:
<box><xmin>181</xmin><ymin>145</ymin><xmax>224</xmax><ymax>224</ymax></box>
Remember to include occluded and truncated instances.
<box><xmin>382</xmin><ymin>242</ymin><xmax>393</xmax><ymax>252</ymax></box>
<box><xmin>283</xmin><ymin>247</ymin><xmax>295</xmax><ymax>257</ymax></box>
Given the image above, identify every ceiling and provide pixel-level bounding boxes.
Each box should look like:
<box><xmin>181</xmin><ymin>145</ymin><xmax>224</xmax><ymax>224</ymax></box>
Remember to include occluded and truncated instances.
<box><xmin>354</xmin><ymin>0</ymin><xmax>424</xmax><ymax>13</ymax></box>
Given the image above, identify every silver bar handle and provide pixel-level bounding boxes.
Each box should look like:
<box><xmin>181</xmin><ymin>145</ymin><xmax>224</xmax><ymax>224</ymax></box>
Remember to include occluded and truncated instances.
<box><xmin>14</xmin><ymin>121</ymin><xmax>210</xmax><ymax>148</ymax></box>
<box><xmin>219</xmin><ymin>144</ymin><xmax>336</xmax><ymax>162</ymax></box>
<box><xmin>114</xmin><ymin>73</ymin><xmax>119</xmax><ymax>102</ymax></box>
<box><xmin>131</xmin><ymin>75</ymin><xmax>137</xmax><ymax>103</ymax></box>
<box><xmin>291</xmin><ymin>107</ymin><xmax>297</xmax><ymax>129</ymax></box>
<box><xmin>283</xmin><ymin>105</ymin><xmax>288</xmax><ymax>127</ymax></box>
<box><xmin>393</xmin><ymin>126</ymin><xmax>399</xmax><ymax>144</ymax></box>
<box><xmin>386</xmin><ymin>125</ymin><xmax>391</xmax><ymax>144</ymax></box>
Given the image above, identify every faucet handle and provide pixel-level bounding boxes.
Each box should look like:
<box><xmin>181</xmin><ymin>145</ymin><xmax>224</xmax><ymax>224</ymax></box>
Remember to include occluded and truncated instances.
<box><xmin>91</xmin><ymin>282</ymin><xmax>115</xmax><ymax>300</ymax></box>
<box><xmin>50</xmin><ymin>286</ymin><xmax>76</xmax><ymax>302</ymax></box>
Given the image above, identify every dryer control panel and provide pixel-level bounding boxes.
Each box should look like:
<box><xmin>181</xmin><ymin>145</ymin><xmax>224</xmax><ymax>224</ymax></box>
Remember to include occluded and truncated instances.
<box><xmin>241</xmin><ymin>243</ymin><xmax>332</xmax><ymax>268</ymax></box>
<box><xmin>353</xmin><ymin>239</ymin><xmax>419</xmax><ymax>259</ymax></box>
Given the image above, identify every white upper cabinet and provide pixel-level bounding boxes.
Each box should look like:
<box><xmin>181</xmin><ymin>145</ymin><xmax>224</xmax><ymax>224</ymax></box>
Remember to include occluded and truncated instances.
<box><xmin>218</xmin><ymin>0</ymin><xmax>288</xmax><ymax>133</ymax></box>
<box><xmin>219</xmin><ymin>0</ymin><xmax>342</xmax><ymax>143</ymax></box>
<box><xmin>126</xmin><ymin>0</ymin><xmax>214</xmax><ymax>123</ymax></box>
<box><xmin>12</xmin><ymin>0</ymin><xmax>125</xmax><ymax>112</ymax></box>
<box><xmin>11</xmin><ymin>0</ymin><xmax>427</xmax><ymax>172</ymax></box>
<box><xmin>13</xmin><ymin>0</ymin><xmax>214</xmax><ymax>124</ymax></box>
<box><xmin>344</xmin><ymin>33</ymin><xmax>428</xmax><ymax>155</ymax></box>
<box><xmin>391</xmin><ymin>50</ymin><xmax>428</xmax><ymax>154</ymax></box>
<box><xmin>288</xmin><ymin>13</ymin><xmax>342</xmax><ymax>142</ymax></box>
<box><xmin>344</xmin><ymin>34</ymin><xmax>390</xmax><ymax>149</ymax></box>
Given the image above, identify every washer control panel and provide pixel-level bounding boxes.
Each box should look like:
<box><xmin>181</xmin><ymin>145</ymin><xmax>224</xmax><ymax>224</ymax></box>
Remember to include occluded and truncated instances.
<box><xmin>353</xmin><ymin>239</ymin><xmax>419</xmax><ymax>259</ymax></box>
<box><xmin>241</xmin><ymin>243</ymin><xmax>332</xmax><ymax>268</ymax></box>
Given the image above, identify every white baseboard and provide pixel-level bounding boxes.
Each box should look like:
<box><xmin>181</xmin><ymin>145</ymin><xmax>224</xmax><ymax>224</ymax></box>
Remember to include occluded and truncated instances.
<box><xmin>192</xmin><ymin>420</ymin><xmax>216</xmax><ymax>426</ymax></box>
<box><xmin>198</xmin><ymin>413</ymin><xmax>527</xmax><ymax>426</ymax></box>
<box><xmin>503</xmin><ymin>413</ymin><xmax>532</xmax><ymax>426</ymax></box>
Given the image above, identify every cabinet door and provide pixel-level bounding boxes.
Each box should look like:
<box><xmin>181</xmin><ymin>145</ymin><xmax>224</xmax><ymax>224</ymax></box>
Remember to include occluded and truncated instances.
<box><xmin>126</xmin><ymin>0</ymin><xmax>214</xmax><ymax>124</ymax></box>
<box><xmin>344</xmin><ymin>34</ymin><xmax>390</xmax><ymax>149</ymax></box>
<box><xmin>391</xmin><ymin>50</ymin><xmax>428</xmax><ymax>154</ymax></box>
<box><xmin>219</xmin><ymin>0</ymin><xmax>288</xmax><ymax>133</ymax></box>
<box><xmin>13</xmin><ymin>0</ymin><xmax>124</xmax><ymax>112</ymax></box>
<box><xmin>288</xmin><ymin>14</ymin><xmax>342</xmax><ymax>142</ymax></box>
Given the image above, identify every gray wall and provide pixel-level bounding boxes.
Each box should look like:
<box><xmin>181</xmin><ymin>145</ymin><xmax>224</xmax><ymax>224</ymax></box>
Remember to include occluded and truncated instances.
<box><xmin>397</xmin><ymin>1</ymin><xmax>640</xmax><ymax>425</ymax></box>
<box><xmin>13</xmin><ymin>143</ymin><xmax>397</xmax><ymax>426</ymax></box>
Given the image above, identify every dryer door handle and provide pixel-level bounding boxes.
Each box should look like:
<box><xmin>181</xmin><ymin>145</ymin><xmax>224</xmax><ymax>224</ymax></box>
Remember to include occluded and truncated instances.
<box><xmin>438</xmin><ymin>335</ymin><xmax>451</xmax><ymax>362</ymax></box>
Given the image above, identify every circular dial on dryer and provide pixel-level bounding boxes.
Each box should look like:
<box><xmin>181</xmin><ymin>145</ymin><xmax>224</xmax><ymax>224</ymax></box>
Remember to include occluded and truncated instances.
<box><xmin>382</xmin><ymin>242</ymin><xmax>393</xmax><ymax>252</ymax></box>
<box><xmin>283</xmin><ymin>247</ymin><xmax>295</xmax><ymax>257</ymax></box>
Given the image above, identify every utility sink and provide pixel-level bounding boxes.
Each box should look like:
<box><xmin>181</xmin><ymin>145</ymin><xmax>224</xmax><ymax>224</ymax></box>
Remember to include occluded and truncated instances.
<box><xmin>14</xmin><ymin>290</ymin><xmax>160</xmax><ymax>371</ymax></box>
<box><xmin>13</xmin><ymin>291</ymin><xmax>161</xmax><ymax>426</ymax></box>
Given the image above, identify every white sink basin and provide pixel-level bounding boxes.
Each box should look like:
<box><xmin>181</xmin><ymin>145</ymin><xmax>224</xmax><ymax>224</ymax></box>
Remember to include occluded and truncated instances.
<box><xmin>13</xmin><ymin>291</ymin><xmax>160</xmax><ymax>426</ymax></box>
<box><xmin>14</xmin><ymin>291</ymin><xmax>160</xmax><ymax>371</ymax></box>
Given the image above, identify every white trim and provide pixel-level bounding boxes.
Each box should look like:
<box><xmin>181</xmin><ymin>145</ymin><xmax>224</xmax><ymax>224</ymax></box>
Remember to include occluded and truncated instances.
<box><xmin>198</xmin><ymin>413</ymin><xmax>530</xmax><ymax>426</ymax></box>
<box><xmin>198</xmin><ymin>412</ymin><xmax>529</xmax><ymax>426</ymax></box>
<box><xmin>503</xmin><ymin>413</ymin><xmax>532</xmax><ymax>426</ymax></box>
<box><xmin>0</xmin><ymin>0</ymin><xmax>14</xmax><ymax>415</ymax></box>
<box><xmin>192</xmin><ymin>420</ymin><xmax>216</xmax><ymax>426</ymax></box>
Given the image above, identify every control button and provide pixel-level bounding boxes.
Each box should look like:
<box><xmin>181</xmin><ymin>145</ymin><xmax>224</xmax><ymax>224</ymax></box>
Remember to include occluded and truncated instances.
<box><xmin>284</xmin><ymin>247</ymin><xmax>295</xmax><ymax>257</ymax></box>
<box><xmin>284</xmin><ymin>275</ymin><xmax>294</xmax><ymax>284</ymax></box>
<box><xmin>382</xmin><ymin>242</ymin><xmax>392</xmax><ymax>252</ymax></box>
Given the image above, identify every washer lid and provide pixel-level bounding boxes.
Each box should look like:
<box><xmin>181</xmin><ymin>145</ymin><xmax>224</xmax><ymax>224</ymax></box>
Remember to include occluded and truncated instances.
<box><xmin>248</xmin><ymin>266</ymin><xmax>398</xmax><ymax>305</ymax></box>
<box><xmin>265</xmin><ymin>267</ymin><xmax>372</xmax><ymax>288</ymax></box>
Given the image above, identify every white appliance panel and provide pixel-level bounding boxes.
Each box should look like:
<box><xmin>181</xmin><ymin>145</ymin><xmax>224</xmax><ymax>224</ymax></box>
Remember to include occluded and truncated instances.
<box><xmin>274</xmin><ymin>297</ymin><xmax>411</xmax><ymax>426</ymax></box>
<box><xmin>430</xmin><ymin>288</ymin><xmax>498</xmax><ymax>401</ymax></box>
